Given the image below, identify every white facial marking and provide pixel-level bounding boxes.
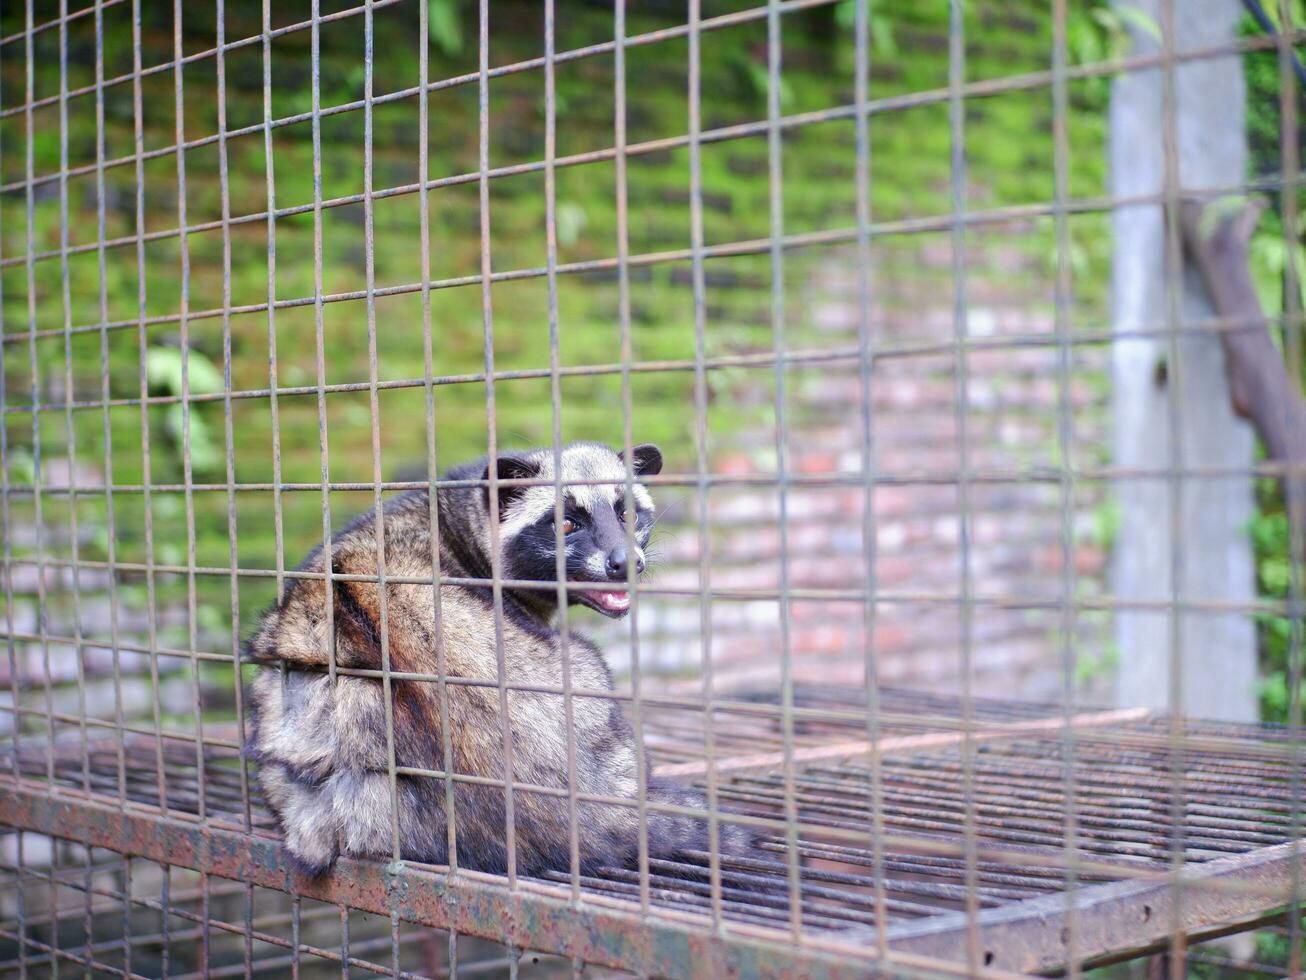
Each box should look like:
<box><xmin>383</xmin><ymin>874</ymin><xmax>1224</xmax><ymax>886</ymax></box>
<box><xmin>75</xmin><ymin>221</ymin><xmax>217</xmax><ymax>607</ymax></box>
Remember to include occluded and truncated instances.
<box><xmin>495</xmin><ymin>444</ymin><xmax>656</xmax><ymax>544</ymax></box>
<box><xmin>584</xmin><ymin>552</ymin><xmax>609</xmax><ymax>579</ymax></box>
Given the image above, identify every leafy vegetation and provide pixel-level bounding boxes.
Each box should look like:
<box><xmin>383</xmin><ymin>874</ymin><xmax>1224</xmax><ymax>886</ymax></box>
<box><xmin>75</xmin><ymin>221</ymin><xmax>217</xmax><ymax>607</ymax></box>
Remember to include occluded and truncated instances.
<box><xmin>0</xmin><ymin>0</ymin><xmax>1110</xmax><ymax>674</ymax></box>
<box><xmin>1239</xmin><ymin>2</ymin><xmax>1306</xmax><ymax>722</ymax></box>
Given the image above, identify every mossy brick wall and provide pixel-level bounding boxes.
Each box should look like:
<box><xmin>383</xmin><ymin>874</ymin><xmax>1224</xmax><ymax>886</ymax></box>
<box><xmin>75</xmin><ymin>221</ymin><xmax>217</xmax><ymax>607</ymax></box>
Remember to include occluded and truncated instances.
<box><xmin>0</xmin><ymin>0</ymin><xmax>1111</xmax><ymax>735</ymax></box>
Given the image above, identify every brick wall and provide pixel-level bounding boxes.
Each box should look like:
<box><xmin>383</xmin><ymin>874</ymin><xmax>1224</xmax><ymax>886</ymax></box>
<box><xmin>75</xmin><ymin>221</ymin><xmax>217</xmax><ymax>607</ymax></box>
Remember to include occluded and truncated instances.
<box><xmin>599</xmin><ymin>230</ymin><xmax>1113</xmax><ymax>704</ymax></box>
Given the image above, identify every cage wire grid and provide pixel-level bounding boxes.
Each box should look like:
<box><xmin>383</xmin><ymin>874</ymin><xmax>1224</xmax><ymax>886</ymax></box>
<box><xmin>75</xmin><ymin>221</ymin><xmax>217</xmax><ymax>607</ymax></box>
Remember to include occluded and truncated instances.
<box><xmin>0</xmin><ymin>0</ymin><xmax>1301</xmax><ymax>978</ymax></box>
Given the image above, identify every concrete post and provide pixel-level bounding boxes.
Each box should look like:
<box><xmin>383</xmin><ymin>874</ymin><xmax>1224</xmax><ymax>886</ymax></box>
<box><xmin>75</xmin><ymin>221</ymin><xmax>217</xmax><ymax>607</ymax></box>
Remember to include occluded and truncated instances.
<box><xmin>1110</xmin><ymin>0</ymin><xmax>1259</xmax><ymax>720</ymax></box>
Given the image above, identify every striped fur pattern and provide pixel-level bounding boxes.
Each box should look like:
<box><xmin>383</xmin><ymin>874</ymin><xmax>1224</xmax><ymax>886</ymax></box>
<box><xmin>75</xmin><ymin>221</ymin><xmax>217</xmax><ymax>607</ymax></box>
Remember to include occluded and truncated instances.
<box><xmin>245</xmin><ymin>442</ymin><xmax>755</xmax><ymax>877</ymax></box>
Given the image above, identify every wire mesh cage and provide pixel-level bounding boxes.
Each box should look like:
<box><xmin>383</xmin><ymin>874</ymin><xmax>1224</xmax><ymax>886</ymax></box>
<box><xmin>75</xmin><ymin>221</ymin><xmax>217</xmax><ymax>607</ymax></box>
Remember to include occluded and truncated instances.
<box><xmin>0</xmin><ymin>0</ymin><xmax>1304</xmax><ymax>977</ymax></box>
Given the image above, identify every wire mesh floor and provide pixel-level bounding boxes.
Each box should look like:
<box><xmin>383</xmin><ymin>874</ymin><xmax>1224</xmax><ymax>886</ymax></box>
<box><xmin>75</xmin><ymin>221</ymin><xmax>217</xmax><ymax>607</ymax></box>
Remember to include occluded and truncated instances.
<box><xmin>1</xmin><ymin>687</ymin><xmax>1303</xmax><ymax>976</ymax></box>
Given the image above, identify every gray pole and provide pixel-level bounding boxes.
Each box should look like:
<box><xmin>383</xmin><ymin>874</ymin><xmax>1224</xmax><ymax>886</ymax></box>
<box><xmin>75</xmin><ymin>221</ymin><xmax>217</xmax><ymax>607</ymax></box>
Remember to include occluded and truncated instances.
<box><xmin>1110</xmin><ymin>0</ymin><xmax>1259</xmax><ymax>720</ymax></box>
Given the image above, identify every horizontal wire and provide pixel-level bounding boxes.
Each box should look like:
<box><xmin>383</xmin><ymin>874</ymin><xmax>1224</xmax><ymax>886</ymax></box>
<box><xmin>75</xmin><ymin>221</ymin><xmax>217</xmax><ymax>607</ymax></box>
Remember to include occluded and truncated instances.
<box><xmin>1</xmin><ymin>15</ymin><xmax>1300</xmax><ymax>211</ymax></box>
<box><xmin>7</xmin><ymin>190</ymin><xmax>1306</xmax><ymax>351</ymax></box>
<box><xmin>0</xmin><ymin>0</ymin><xmax>405</xmax><ymax>118</ymax></box>
<box><xmin>7</xmin><ymin>458</ymin><xmax>1306</xmax><ymax>496</ymax></box>
<box><xmin>1</xmin><ymin>556</ymin><xmax>1301</xmax><ymax>616</ymax></box>
<box><xmin>5</xmin><ymin>308</ymin><xmax>1306</xmax><ymax>415</ymax></box>
<box><xmin>0</xmin><ymin>0</ymin><xmax>127</xmax><ymax>48</ymax></box>
<box><xmin>0</xmin><ymin>0</ymin><xmax>851</xmax><ymax>174</ymax></box>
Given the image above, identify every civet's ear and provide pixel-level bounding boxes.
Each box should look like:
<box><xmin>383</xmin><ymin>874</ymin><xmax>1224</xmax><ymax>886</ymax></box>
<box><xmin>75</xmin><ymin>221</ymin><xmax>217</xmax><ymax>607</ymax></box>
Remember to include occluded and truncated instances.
<box><xmin>619</xmin><ymin>443</ymin><xmax>663</xmax><ymax>478</ymax></box>
<box><xmin>482</xmin><ymin>454</ymin><xmax>539</xmax><ymax>514</ymax></box>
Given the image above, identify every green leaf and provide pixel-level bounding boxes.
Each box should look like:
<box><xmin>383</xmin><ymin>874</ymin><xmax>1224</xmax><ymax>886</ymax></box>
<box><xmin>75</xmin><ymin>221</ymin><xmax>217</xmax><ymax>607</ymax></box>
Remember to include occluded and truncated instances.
<box><xmin>428</xmin><ymin>0</ymin><xmax>463</xmax><ymax>58</ymax></box>
<box><xmin>1112</xmin><ymin>4</ymin><xmax>1162</xmax><ymax>43</ymax></box>
<box><xmin>870</xmin><ymin>14</ymin><xmax>897</xmax><ymax>56</ymax></box>
<box><xmin>834</xmin><ymin>0</ymin><xmax>896</xmax><ymax>54</ymax></box>
<box><xmin>5</xmin><ymin>447</ymin><xmax>35</xmax><ymax>486</ymax></box>
<box><xmin>556</xmin><ymin>201</ymin><xmax>587</xmax><ymax>248</ymax></box>
<box><xmin>146</xmin><ymin>346</ymin><xmax>224</xmax><ymax>396</ymax></box>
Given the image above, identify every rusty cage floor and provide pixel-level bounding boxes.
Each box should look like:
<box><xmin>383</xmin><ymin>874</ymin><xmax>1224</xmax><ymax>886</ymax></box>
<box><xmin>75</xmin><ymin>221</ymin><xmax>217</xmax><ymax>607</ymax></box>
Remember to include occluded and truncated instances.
<box><xmin>1</xmin><ymin>687</ymin><xmax>1303</xmax><ymax>977</ymax></box>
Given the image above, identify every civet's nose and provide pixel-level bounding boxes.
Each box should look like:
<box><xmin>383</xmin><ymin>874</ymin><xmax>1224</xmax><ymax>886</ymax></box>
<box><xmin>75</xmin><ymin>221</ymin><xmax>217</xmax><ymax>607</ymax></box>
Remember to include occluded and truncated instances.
<box><xmin>605</xmin><ymin>545</ymin><xmax>644</xmax><ymax>580</ymax></box>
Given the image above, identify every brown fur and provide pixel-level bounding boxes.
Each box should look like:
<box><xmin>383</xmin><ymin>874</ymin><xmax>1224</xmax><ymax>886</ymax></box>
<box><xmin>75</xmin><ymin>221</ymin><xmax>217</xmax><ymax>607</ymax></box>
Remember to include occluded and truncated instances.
<box><xmin>245</xmin><ymin>444</ymin><xmax>754</xmax><ymax>877</ymax></box>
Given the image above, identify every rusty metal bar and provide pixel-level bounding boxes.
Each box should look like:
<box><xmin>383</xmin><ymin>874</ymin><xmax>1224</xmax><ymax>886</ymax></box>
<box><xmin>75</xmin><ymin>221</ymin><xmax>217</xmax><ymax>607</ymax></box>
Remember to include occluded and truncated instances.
<box><xmin>0</xmin><ymin>783</ymin><xmax>922</xmax><ymax>980</ymax></box>
<box><xmin>885</xmin><ymin>841</ymin><xmax>1305</xmax><ymax>974</ymax></box>
<box><xmin>2</xmin><ymin>690</ymin><xmax>1302</xmax><ymax>975</ymax></box>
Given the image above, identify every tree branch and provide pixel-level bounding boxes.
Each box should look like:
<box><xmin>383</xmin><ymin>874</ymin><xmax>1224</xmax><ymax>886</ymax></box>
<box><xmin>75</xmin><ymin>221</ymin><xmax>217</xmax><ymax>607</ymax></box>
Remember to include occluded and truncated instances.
<box><xmin>1178</xmin><ymin>197</ymin><xmax>1306</xmax><ymax>537</ymax></box>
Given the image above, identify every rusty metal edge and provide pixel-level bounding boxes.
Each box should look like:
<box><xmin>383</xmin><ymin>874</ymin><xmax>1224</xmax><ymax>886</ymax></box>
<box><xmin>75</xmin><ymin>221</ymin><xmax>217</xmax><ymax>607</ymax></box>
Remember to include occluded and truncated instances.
<box><xmin>0</xmin><ymin>780</ymin><xmax>946</xmax><ymax>980</ymax></box>
<box><xmin>882</xmin><ymin>839</ymin><xmax>1304</xmax><ymax>974</ymax></box>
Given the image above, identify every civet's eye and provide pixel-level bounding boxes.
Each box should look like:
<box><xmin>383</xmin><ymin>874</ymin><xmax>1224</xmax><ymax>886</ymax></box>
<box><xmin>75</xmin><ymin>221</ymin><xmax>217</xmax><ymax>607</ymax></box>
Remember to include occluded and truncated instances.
<box><xmin>560</xmin><ymin>518</ymin><xmax>576</xmax><ymax>535</ymax></box>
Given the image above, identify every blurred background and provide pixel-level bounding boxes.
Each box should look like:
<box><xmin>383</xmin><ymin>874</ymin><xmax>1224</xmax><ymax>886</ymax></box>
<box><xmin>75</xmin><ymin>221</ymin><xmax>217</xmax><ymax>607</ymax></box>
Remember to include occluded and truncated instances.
<box><xmin>0</xmin><ymin>0</ymin><xmax>1300</xmax><ymax>759</ymax></box>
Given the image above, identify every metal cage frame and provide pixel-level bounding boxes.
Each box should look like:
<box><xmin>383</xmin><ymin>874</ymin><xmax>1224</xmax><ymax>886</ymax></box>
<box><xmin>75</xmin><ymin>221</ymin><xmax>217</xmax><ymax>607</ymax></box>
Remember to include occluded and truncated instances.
<box><xmin>0</xmin><ymin>0</ymin><xmax>1303</xmax><ymax>977</ymax></box>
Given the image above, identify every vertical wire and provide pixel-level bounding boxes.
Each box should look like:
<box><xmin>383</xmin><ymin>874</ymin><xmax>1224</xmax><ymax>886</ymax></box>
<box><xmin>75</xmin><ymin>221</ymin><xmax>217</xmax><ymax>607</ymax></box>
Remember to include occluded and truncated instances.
<box><xmin>309</xmin><ymin>0</ymin><xmax>337</xmax><ymax>695</ymax></box>
<box><xmin>1157</xmin><ymin>0</ymin><xmax>1189</xmax><ymax>973</ymax></box>
<box><xmin>261</xmin><ymin>1</ymin><xmax>285</xmax><ymax>599</ymax></box>
<box><xmin>91</xmin><ymin>0</ymin><xmax>128</xmax><ymax>812</ymax></box>
<box><xmin>1274</xmin><ymin>0</ymin><xmax>1304</xmax><ymax>971</ymax></box>
<box><xmin>56</xmin><ymin>0</ymin><xmax>92</xmax><ymax>803</ymax></box>
<box><xmin>81</xmin><ymin>847</ymin><xmax>93</xmax><ymax>980</ymax></box>
<box><xmin>416</xmin><ymin>0</ymin><xmax>458</xmax><ymax>883</ymax></box>
<box><xmin>338</xmin><ymin>904</ymin><xmax>349</xmax><ymax>980</ymax></box>
<box><xmin>477</xmin><ymin>0</ymin><xmax>519</xmax><ymax>888</ymax></box>
<box><xmin>213</xmin><ymin>0</ymin><xmax>251</xmax><ymax>837</ymax></box>
<box><xmin>290</xmin><ymin>892</ymin><xmax>301</xmax><ymax>980</ymax></box>
<box><xmin>22</xmin><ymin>0</ymin><xmax>55</xmax><ymax>804</ymax></box>
<box><xmin>15</xmin><ymin>833</ymin><xmax>27</xmax><ymax>977</ymax></box>
<box><xmin>0</xmin><ymin>19</ymin><xmax>24</xmax><ymax>956</ymax></box>
<box><xmin>686</xmin><ymin>0</ymin><xmax>722</xmax><ymax>928</ymax></box>
<box><xmin>57</xmin><ymin>0</ymin><xmax>97</xmax><ymax>953</ymax></box>
<box><xmin>81</xmin><ymin>846</ymin><xmax>93</xmax><ymax>980</ymax></box>
<box><xmin>0</xmin><ymin>0</ymin><xmax>18</xmax><ymax>791</ymax></box>
<box><xmin>945</xmin><ymin>0</ymin><xmax>980</xmax><ymax>969</ymax></box>
<box><xmin>360</xmin><ymin>0</ymin><xmax>404</xmax><ymax>862</ymax></box>
<box><xmin>262</xmin><ymin>1</ymin><xmax>294</xmax><ymax>842</ymax></box>
<box><xmin>121</xmin><ymin>857</ymin><xmax>132</xmax><ymax>978</ymax></box>
<box><xmin>129</xmin><ymin>0</ymin><xmax>167</xmax><ymax>820</ymax></box>
<box><xmin>159</xmin><ymin>863</ymin><xmax>170</xmax><ymax>976</ymax></box>
<box><xmin>43</xmin><ymin>832</ymin><xmax>58</xmax><ymax>980</ymax></box>
<box><xmin>171</xmin><ymin>0</ymin><xmax>208</xmax><ymax>824</ymax></box>
<box><xmin>1050</xmin><ymin>0</ymin><xmax>1081</xmax><ymax>974</ymax></box>
<box><xmin>389</xmin><ymin>908</ymin><xmax>400</xmax><ymax>976</ymax></box>
<box><xmin>215</xmin><ymin>3</ymin><xmax>256</xmax><ymax>970</ymax></box>
<box><xmin>198</xmin><ymin>867</ymin><xmax>210</xmax><ymax>977</ymax></box>
<box><xmin>262</xmin><ymin>0</ymin><xmax>287</xmax><ymax>727</ymax></box>
<box><xmin>242</xmin><ymin>871</ymin><xmax>253</xmax><ymax>980</ymax></box>
<box><xmin>763</xmin><ymin>0</ymin><xmax>801</xmax><ymax>938</ymax></box>
<box><xmin>541</xmin><ymin>0</ymin><xmax>584</xmax><ymax>904</ymax></box>
<box><xmin>850</xmin><ymin>0</ymin><xmax>887</xmax><ymax>954</ymax></box>
<box><xmin>612</xmin><ymin>0</ymin><xmax>651</xmax><ymax>914</ymax></box>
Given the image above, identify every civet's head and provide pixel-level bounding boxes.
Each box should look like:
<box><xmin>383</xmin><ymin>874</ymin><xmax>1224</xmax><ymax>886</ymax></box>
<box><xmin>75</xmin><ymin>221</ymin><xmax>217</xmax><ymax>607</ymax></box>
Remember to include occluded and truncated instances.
<box><xmin>483</xmin><ymin>442</ymin><xmax>661</xmax><ymax>618</ymax></box>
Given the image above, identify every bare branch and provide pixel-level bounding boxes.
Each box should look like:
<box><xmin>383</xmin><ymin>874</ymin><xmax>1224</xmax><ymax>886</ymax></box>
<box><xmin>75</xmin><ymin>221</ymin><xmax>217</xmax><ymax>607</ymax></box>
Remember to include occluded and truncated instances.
<box><xmin>1179</xmin><ymin>197</ymin><xmax>1306</xmax><ymax>540</ymax></box>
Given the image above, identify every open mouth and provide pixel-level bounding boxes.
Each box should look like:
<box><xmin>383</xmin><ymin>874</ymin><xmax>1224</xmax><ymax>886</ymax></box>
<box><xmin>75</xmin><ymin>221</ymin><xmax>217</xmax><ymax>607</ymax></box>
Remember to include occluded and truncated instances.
<box><xmin>577</xmin><ymin>588</ymin><xmax>631</xmax><ymax>617</ymax></box>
